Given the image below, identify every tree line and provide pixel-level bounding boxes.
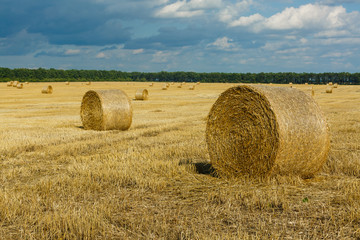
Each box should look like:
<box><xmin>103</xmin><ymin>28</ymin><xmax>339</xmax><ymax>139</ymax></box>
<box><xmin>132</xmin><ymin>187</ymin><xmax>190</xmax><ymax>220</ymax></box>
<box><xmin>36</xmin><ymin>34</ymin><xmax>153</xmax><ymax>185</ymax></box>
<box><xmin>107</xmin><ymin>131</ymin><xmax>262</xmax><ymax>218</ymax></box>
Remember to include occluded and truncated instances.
<box><xmin>0</xmin><ymin>67</ymin><xmax>359</xmax><ymax>84</ymax></box>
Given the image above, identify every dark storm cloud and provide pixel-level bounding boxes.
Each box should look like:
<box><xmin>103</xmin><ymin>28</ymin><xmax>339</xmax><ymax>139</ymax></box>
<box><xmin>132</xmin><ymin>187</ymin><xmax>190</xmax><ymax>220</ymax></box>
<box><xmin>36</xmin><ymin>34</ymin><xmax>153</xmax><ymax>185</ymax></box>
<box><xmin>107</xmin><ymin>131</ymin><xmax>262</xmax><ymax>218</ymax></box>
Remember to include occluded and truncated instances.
<box><xmin>0</xmin><ymin>0</ymin><xmax>132</xmax><ymax>46</ymax></box>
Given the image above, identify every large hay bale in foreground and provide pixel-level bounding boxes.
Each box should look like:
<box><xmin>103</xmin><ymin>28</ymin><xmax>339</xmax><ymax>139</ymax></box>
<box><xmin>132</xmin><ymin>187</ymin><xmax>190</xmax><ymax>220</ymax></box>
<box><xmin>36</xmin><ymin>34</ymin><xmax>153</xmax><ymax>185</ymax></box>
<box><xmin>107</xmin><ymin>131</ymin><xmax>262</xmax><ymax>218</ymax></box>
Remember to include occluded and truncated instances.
<box><xmin>206</xmin><ymin>85</ymin><xmax>330</xmax><ymax>178</ymax></box>
<box><xmin>135</xmin><ymin>88</ymin><xmax>149</xmax><ymax>100</ymax></box>
<box><xmin>41</xmin><ymin>85</ymin><xmax>53</xmax><ymax>94</ymax></box>
<box><xmin>80</xmin><ymin>89</ymin><xmax>132</xmax><ymax>131</ymax></box>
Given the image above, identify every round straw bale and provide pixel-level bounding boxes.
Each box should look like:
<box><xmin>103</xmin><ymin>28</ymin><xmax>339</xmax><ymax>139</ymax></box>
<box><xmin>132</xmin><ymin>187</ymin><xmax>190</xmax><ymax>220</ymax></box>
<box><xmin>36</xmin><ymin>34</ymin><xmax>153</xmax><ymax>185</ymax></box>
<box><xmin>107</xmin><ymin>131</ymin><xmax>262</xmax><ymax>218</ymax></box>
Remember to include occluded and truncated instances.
<box><xmin>80</xmin><ymin>89</ymin><xmax>132</xmax><ymax>131</ymax></box>
<box><xmin>333</xmin><ymin>83</ymin><xmax>338</xmax><ymax>88</ymax></box>
<box><xmin>25</xmin><ymin>82</ymin><xmax>29</xmax><ymax>84</ymax></box>
<box><xmin>135</xmin><ymin>88</ymin><xmax>149</xmax><ymax>100</ymax></box>
<box><xmin>41</xmin><ymin>85</ymin><xmax>53</xmax><ymax>94</ymax></box>
<box><xmin>12</xmin><ymin>81</ymin><xmax>19</xmax><ymax>87</ymax></box>
<box><xmin>16</xmin><ymin>83</ymin><xmax>23</xmax><ymax>89</ymax></box>
<box><xmin>162</xmin><ymin>84</ymin><xmax>167</xmax><ymax>90</ymax></box>
<box><xmin>328</xmin><ymin>82</ymin><xmax>333</xmax><ymax>86</ymax></box>
<box><xmin>206</xmin><ymin>85</ymin><xmax>330</xmax><ymax>178</ymax></box>
<box><xmin>86</xmin><ymin>81</ymin><xmax>91</xmax><ymax>85</ymax></box>
<box><xmin>65</xmin><ymin>81</ymin><xmax>70</xmax><ymax>85</ymax></box>
<box><xmin>149</xmin><ymin>83</ymin><xmax>153</xmax><ymax>87</ymax></box>
<box><xmin>7</xmin><ymin>82</ymin><xmax>12</xmax><ymax>87</ymax></box>
<box><xmin>177</xmin><ymin>84</ymin><xmax>182</xmax><ymax>88</ymax></box>
<box><xmin>189</xmin><ymin>85</ymin><xmax>195</xmax><ymax>90</ymax></box>
<box><xmin>326</xmin><ymin>87</ymin><xmax>333</xmax><ymax>93</ymax></box>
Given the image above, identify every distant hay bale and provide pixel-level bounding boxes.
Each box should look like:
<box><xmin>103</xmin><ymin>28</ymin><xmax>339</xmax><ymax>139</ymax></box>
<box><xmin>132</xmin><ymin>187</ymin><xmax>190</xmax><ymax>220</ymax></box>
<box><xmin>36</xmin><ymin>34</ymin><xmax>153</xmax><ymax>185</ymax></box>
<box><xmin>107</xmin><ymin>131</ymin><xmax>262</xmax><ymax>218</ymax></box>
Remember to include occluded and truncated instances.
<box><xmin>135</xmin><ymin>88</ymin><xmax>149</xmax><ymax>100</ymax></box>
<box><xmin>25</xmin><ymin>82</ymin><xmax>29</xmax><ymax>84</ymax></box>
<box><xmin>305</xmin><ymin>83</ymin><xmax>308</xmax><ymax>85</ymax></box>
<box><xmin>328</xmin><ymin>82</ymin><xmax>333</xmax><ymax>86</ymax></box>
<box><xmin>189</xmin><ymin>85</ymin><xmax>195</xmax><ymax>90</ymax></box>
<box><xmin>162</xmin><ymin>84</ymin><xmax>168</xmax><ymax>90</ymax></box>
<box><xmin>326</xmin><ymin>87</ymin><xmax>333</xmax><ymax>93</ymax></box>
<box><xmin>65</xmin><ymin>81</ymin><xmax>70</xmax><ymax>85</ymax></box>
<box><xmin>177</xmin><ymin>84</ymin><xmax>182</xmax><ymax>88</ymax></box>
<box><xmin>149</xmin><ymin>83</ymin><xmax>153</xmax><ymax>87</ymax></box>
<box><xmin>196</xmin><ymin>82</ymin><xmax>200</xmax><ymax>85</ymax></box>
<box><xmin>333</xmin><ymin>83</ymin><xmax>338</xmax><ymax>88</ymax></box>
<box><xmin>206</xmin><ymin>85</ymin><xmax>330</xmax><ymax>178</ymax></box>
<box><xmin>41</xmin><ymin>85</ymin><xmax>53</xmax><ymax>94</ymax></box>
<box><xmin>80</xmin><ymin>89</ymin><xmax>132</xmax><ymax>131</ymax></box>
<box><xmin>16</xmin><ymin>83</ymin><xmax>23</xmax><ymax>89</ymax></box>
<box><xmin>12</xmin><ymin>81</ymin><xmax>19</xmax><ymax>87</ymax></box>
<box><xmin>166</xmin><ymin>83</ymin><xmax>170</xmax><ymax>88</ymax></box>
<box><xmin>86</xmin><ymin>81</ymin><xmax>91</xmax><ymax>85</ymax></box>
<box><xmin>7</xmin><ymin>82</ymin><xmax>12</xmax><ymax>87</ymax></box>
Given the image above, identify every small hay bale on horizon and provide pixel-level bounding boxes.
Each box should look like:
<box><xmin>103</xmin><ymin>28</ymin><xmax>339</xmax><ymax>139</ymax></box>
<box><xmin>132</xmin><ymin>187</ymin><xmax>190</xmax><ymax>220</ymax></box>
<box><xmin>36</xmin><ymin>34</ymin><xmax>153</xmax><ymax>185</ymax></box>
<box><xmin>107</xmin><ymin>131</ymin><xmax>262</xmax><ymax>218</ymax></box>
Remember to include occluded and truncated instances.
<box><xmin>177</xmin><ymin>84</ymin><xmax>182</xmax><ymax>88</ymax></box>
<box><xmin>86</xmin><ymin>81</ymin><xmax>91</xmax><ymax>85</ymax></box>
<box><xmin>80</xmin><ymin>89</ymin><xmax>132</xmax><ymax>131</ymax></box>
<box><xmin>16</xmin><ymin>83</ymin><xmax>23</xmax><ymax>89</ymax></box>
<box><xmin>189</xmin><ymin>85</ymin><xmax>195</xmax><ymax>90</ymax></box>
<box><xmin>41</xmin><ymin>85</ymin><xmax>53</xmax><ymax>94</ymax></box>
<box><xmin>333</xmin><ymin>83</ymin><xmax>338</xmax><ymax>88</ymax></box>
<box><xmin>65</xmin><ymin>81</ymin><xmax>70</xmax><ymax>85</ymax></box>
<box><xmin>12</xmin><ymin>81</ymin><xmax>19</xmax><ymax>87</ymax></box>
<box><xmin>7</xmin><ymin>81</ymin><xmax>13</xmax><ymax>87</ymax></box>
<box><xmin>162</xmin><ymin>84</ymin><xmax>167</xmax><ymax>90</ymax></box>
<box><xmin>135</xmin><ymin>88</ymin><xmax>149</xmax><ymax>100</ymax></box>
<box><xmin>326</xmin><ymin>87</ymin><xmax>333</xmax><ymax>93</ymax></box>
<box><xmin>149</xmin><ymin>83</ymin><xmax>153</xmax><ymax>87</ymax></box>
<box><xmin>206</xmin><ymin>85</ymin><xmax>330</xmax><ymax>179</ymax></box>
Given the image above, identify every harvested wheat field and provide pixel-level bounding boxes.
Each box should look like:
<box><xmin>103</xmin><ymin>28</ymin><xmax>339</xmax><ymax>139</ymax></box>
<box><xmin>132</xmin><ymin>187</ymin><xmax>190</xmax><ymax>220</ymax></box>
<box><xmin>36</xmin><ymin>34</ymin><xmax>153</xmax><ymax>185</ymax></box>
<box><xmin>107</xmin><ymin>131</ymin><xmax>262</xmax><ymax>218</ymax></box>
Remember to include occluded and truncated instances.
<box><xmin>0</xmin><ymin>82</ymin><xmax>359</xmax><ymax>239</ymax></box>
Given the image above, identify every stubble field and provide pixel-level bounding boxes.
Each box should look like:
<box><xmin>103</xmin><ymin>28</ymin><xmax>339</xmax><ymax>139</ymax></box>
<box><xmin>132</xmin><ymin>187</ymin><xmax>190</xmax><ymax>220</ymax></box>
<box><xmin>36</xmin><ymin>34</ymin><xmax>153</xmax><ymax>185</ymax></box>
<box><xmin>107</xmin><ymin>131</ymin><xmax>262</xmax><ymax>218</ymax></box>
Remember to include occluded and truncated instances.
<box><xmin>0</xmin><ymin>81</ymin><xmax>359</xmax><ymax>239</ymax></box>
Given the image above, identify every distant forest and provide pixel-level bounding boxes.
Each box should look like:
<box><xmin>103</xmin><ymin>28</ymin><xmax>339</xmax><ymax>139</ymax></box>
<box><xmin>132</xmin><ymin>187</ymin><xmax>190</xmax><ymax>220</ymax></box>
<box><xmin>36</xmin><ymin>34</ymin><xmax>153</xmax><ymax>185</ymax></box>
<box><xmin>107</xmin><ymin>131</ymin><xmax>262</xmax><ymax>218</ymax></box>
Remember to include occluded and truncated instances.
<box><xmin>0</xmin><ymin>67</ymin><xmax>359</xmax><ymax>84</ymax></box>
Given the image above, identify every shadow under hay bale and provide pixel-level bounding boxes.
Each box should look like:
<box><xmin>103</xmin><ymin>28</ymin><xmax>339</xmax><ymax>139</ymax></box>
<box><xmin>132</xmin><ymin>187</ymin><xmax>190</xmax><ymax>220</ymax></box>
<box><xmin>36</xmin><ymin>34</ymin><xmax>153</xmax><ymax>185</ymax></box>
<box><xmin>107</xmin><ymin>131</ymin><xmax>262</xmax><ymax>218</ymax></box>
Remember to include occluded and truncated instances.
<box><xmin>206</xmin><ymin>85</ymin><xmax>330</xmax><ymax>179</ymax></box>
<box><xmin>135</xmin><ymin>89</ymin><xmax>149</xmax><ymax>100</ymax></box>
<box><xmin>41</xmin><ymin>85</ymin><xmax>53</xmax><ymax>94</ymax></box>
<box><xmin>80</xmin><ymin>89</ymin><xmax>132</xmax><ymax>131</ymax></box>
<box><xmin>178</xmin><ymin>160</ymin><xmax>217</xmax><ymax>176</ymax></box>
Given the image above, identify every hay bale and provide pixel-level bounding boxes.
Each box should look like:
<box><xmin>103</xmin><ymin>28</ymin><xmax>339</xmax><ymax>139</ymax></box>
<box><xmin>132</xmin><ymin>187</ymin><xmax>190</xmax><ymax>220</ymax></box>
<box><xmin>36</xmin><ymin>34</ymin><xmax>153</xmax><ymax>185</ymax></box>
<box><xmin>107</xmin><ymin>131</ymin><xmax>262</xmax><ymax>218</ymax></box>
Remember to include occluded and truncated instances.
<box><xmin>65</xmin><ymin>81</ymin><xmax>70</xmax><ymax>85</ymax></box>
<box><xmin>41</xmin><ymin>85</ymin><xmax>53</xmax><ymax>94</ymax></box>
<box><xmin>162</xmin><ymin>84</ymin><xmax>168</xmax><ymax>90</ymax></box>
<box><xmin>177</xmin><ymin>84</ymin><xmax>182</xmax><ymax>88</ymax></box>
<box><xmin>135</xmin><ymin>88</ymin><xmax>149</xmax><ymax>100</ymax></box>
<box><xmin>189</xmin><ymin>85</ymin><xmax>195</xmax><ymax>90</ymax></box>
<box><xmin>328</xmin><ymin>82</ymin><xmax>333</xmax><ymax>86</ymax></box>
<box><xmin>12</xmin><ymin>81</ymin><xmax>19</xmax><ymax>87</ymax></box>
<box><xmin>80</xmin><ymin>89</ymin><xmax>132</xmax><ymax>131</ymax></box>
<box><xmin>149</xmin><ymin>83</ymin><xmax>153</xmax><ymax>87</ymax></box>
<box><xmin>326</xmin><ymin>87</ymin><xmax>333</xmax><ymax>93</ymax></box>
<box><xmin>25</xmin><ymin>82</ymin><xmax>29</xmax><ymax>84</ymax></box>
<box><xmin>206</xmin><ymin>85</ymin><xmax>330</xmax><ymax>178</ymax></box>
<box><xmin>16</xmin><ymin>83</ymin><xmax>23</xmax><ymax>89</ymax></box>
<box><xmin>86</xmin><ymin>82</ymin><xmax>91</xmax><ymax>85</ymax></box>
<box><xmin>7</xmin><ymin>82</ymin><xmax>12</xmax><ymax>87</ymax></box>
<box><xmin>333</xmin><ymin>83</ymin><xmax>338</xmax><ymax>88</ymax></box>
<box><xmin>196</xmin><ymin>82</ymin><xmax>200</xmax><ymax>85</ymax></box>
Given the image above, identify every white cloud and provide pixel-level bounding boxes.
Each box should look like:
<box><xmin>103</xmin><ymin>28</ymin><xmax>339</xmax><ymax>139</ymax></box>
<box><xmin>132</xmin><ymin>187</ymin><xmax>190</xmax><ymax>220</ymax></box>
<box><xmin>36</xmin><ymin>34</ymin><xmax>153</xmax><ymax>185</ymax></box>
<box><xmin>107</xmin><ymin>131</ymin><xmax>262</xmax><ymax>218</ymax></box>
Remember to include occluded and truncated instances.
<box><xmin>218</xmin><ymin>0</ymin><xmax>253</xmax><ymax>23</ymax></box>
<box><xmin>154</xmin><ymin>0</ymin><xmax>222</xmax><ymax>18</ymax></box>
<box><xmin>229</xmin><ymin>13</ymin><xmax>264</xmax><ymax>27</ymax></box>
<box><xmin>65</xmin><ymin>49</ymin><xmax>81</xmax><ymax>55</ymax></box>
<box><xmin>228</xmin><ymin>4</ymin><xmax>360</xmax><ymax>35</ymax></box>
<box><xmin>96</xmin><ymin>52</ymin><xmax>106</xmax><ymax>58</ymax></box>
<box><xmin>132</xmin><ymin>49</ymin><xmax>144</xmax><ymax>54</ymax></box>
<box><xmin>152</xmin><ymin>50</ymin><xmax>179</xmax><ymax>63</ymax></box>
<box><xmin>208</xmin><ymin>37</ymin><xmax>235</xmax><ymax>50</ymax></box>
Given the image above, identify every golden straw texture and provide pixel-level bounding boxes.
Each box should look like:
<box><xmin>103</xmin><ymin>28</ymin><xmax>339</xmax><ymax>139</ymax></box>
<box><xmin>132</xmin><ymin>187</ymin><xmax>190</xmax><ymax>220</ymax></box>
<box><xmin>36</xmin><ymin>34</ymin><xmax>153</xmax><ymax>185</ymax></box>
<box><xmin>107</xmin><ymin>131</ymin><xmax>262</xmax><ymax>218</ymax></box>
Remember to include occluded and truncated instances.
<box><xmin>135</xmin><ymin>89</ymin><xmax>149</xmax><ymax>100</ymax></box>
<box><xmin>80</xmin><ymin>89</ymin><xmax>132</xmax><ymax>131</ymax></box>
<box><xmin>206</xmin><ymin>85</ymin><xmax>330</xmax><ymax>178</ymax></box>
<box><xmin>41</xmin><ymin>86</ymin><xmax>53</xmax><ymax>94</ymax></box>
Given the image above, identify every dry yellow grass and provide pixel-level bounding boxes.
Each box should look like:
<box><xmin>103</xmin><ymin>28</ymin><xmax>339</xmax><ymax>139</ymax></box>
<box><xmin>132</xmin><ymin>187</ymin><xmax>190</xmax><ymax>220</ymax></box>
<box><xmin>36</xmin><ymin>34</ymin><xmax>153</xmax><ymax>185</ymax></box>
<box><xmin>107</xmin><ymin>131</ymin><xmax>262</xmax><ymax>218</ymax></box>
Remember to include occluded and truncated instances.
<box><xmin>0</xmin><ymin>82</ymin><xmax>359</xmax><ymax>239</ymax></box>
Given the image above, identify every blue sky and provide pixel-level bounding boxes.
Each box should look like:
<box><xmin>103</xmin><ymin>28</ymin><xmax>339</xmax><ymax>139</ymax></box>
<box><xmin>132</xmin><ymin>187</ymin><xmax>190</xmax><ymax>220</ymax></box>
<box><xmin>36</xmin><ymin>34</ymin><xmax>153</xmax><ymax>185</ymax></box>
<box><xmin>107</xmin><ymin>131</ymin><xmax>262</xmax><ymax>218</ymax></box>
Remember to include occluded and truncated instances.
<box><xmin>0</xmin><ymin>0</ymin><xmax>359</xmax><ymax>73</ymax></box>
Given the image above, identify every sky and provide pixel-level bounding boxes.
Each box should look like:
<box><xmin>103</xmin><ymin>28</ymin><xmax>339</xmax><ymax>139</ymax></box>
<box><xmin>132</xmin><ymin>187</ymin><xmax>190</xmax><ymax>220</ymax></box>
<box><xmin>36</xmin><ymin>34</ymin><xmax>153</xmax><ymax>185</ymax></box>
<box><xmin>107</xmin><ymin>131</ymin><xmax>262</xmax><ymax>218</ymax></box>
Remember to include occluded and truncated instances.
<box><xmin>0</xmin><ymin>0</ymin><xmax>360</xmax><ymax>73</ymax></box>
